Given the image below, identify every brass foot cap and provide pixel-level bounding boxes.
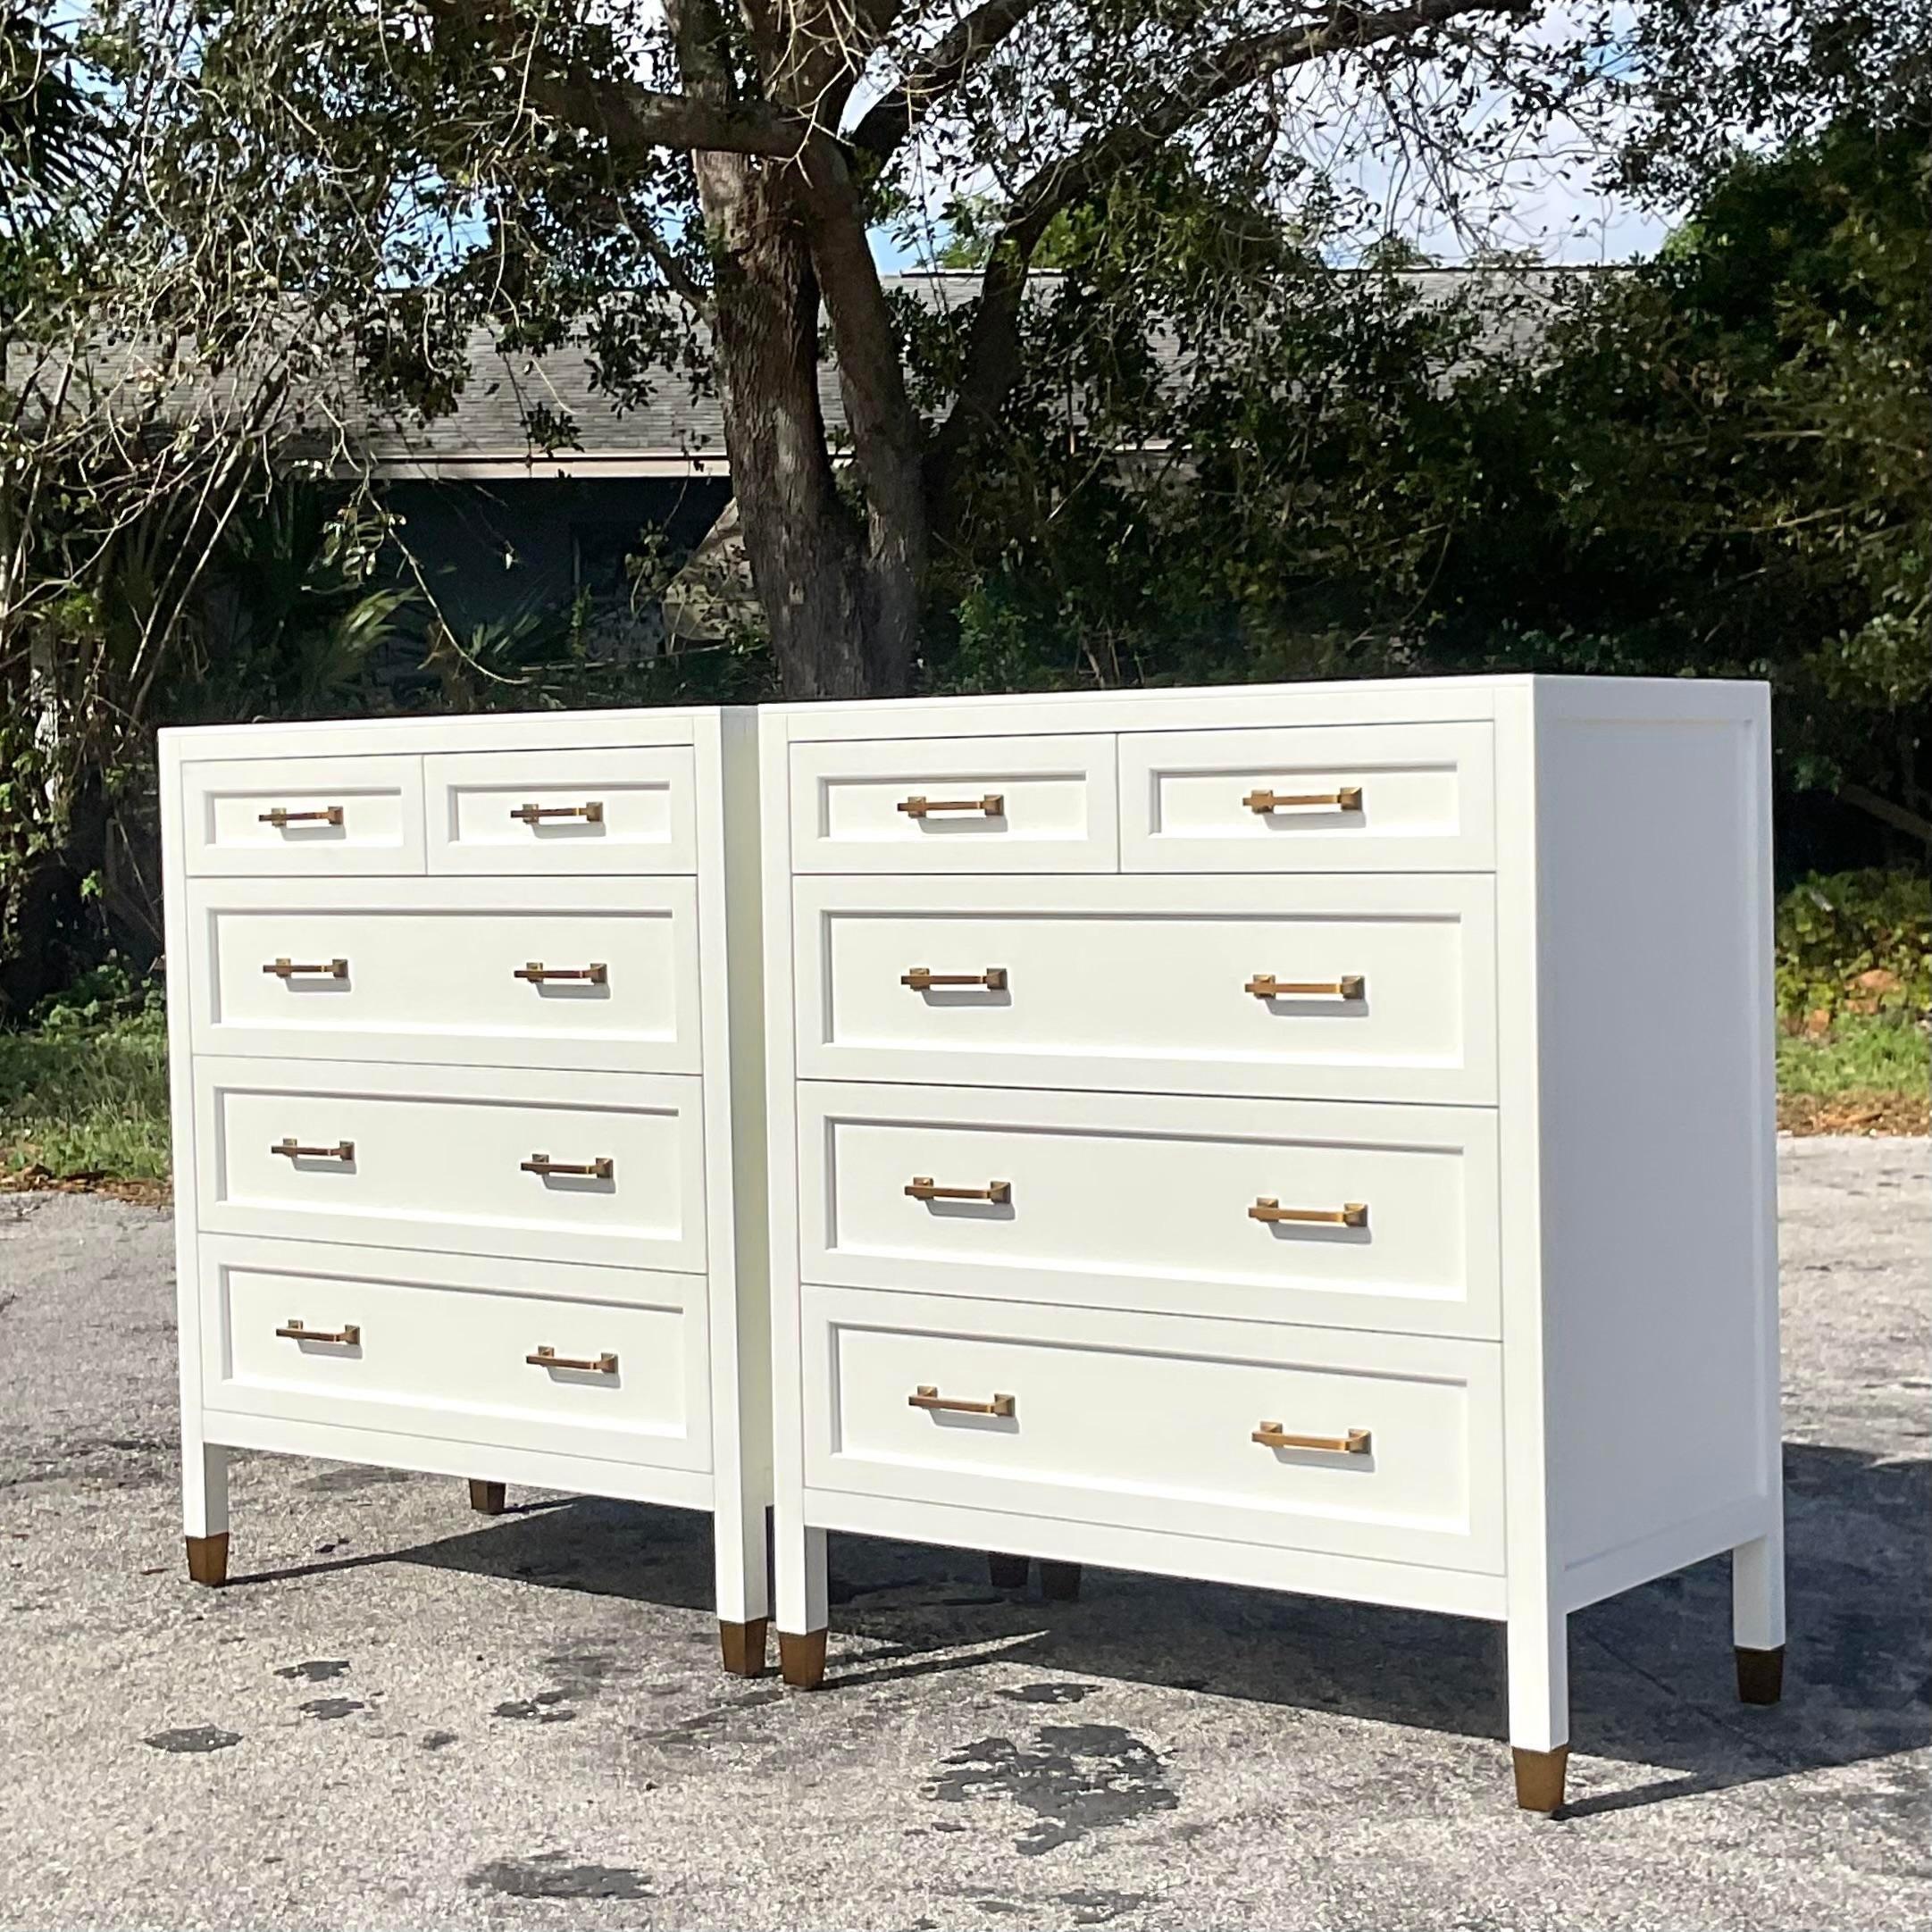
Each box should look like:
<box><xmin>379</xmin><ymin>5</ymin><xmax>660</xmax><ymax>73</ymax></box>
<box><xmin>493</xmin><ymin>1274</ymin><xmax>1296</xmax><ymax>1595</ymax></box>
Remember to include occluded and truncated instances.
<box><xmin>184</xmin><ymin>1532</ymin><xmax>230</xmax><ymax>1588</ymax></box>
<box><xmin>778</xmin><ymin>1629</ymin><xmax>828</xmax><ymax>1690</ymax></box>
<box><xmin>719</xmin><ymin>1618</ymin><xmax>769</xmax><ymax>1678</ymax></box>
<box><xmin>1039</xmin><ymin>1560</ymin><xmax>1082</xmax><ymax>1602</ymax></box>
<box><xmin>1512</xmin><ymin>1744</ymin><xmax>1568</xmax><ymax>1813</ymax></box>
<box><xmin>988</xmin><ymin>1552</ymin><xmax>1030</xmax><ymax>1590</ymax></box>
<box><xmin>468</xmin><ymin>1480</ymin><xmax>507</xmax><ymax>1516</ymax></box>
<box><xmin>1736</xmin><ymin>1644</ymin><xmax>1785</xmax><ymax>1705</ymax></box>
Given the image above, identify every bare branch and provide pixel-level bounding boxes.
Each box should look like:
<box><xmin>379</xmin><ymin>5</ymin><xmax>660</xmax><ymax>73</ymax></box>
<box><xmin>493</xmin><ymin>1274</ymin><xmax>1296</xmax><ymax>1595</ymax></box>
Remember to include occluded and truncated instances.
<box><xmin>850</xmin><ymin>0</ymin><xmax>1045</xmax><ymax>160</ymax></box>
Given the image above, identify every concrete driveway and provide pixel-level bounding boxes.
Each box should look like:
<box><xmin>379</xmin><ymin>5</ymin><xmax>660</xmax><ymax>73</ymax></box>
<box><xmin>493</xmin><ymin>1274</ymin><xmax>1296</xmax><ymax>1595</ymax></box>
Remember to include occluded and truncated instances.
<box><xmin>1</xmin><ymin>1137</ymin><xmax>1925</xmax><ymax>1930</ymax></box>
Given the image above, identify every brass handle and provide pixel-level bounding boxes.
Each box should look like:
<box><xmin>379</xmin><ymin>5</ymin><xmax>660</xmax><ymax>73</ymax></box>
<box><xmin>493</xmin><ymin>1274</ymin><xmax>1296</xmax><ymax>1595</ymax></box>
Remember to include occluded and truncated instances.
<box><xmin>898</xmin><ymin>793</ymin><xmax>1004</xmax><ymax>818</ymax></box>
<box><xmin>1252</xmin><ymin>1422</ymin><xmax>1371</xmax><ymax>1454</ymax></box>
<box><xmin>1250</xmin><ymin>1197</ymin><xmax>1368</xmax><ymax>1227</ymax></box>
<box><xmin>901</xmin><ymin>966</ymin><xmax>1008</xmax><ymax>991</ymax></box>
<box><xmin>1243</xmin><ymin>786</ymin><xmax>1362</xmax><ymax>814</ymax></box>
<box><xmin>909</xmin><ymin>1384</ymin><xmax>1015</xmax><ymax>1418</ymax></box>
<box><xmin>258</xmin><ymin>806</ymin><xmax>344</xmax><ymax>827</ymax></box>
<box><xmin>263</xmin><ymin>957</ymin><xmax>348</xmax><ymax>979</ymax></box>
<box><xmin>271</xmin><ymin>1137</ymin><xmax>355</xmax><ymax>1162</ymax></box>
<box><xmin>527</xmin><ymin>1345</ymin><xmax>619</xmax><ymax>1375</ymax></box>
<box><xmin>513</xmin><ymin>961</ymin><xmax>608</xmax><ymax>984</ymax></box>
<box><xmin>1245</xmin><ymin>974</ymin><xmax>1365</xmax><ymax>1000</ymax></box>
<box><xmin>907</xmin><ymin>1175</ymin><xmax>1012</xmax><ymax>1204</ymax></box>
<box><xmin>276</xmin><ymin>1318</ymin><xmax>361</xmax><ymax>1346</ymax></box>
<box><xmin>521</xmin><ymin>1153</ymin><xmax>615</xmax><ymax>1180</ymax></box>
<box><xmin>510</xmin><ymin>800</ymin><xmax>605</xmax><ymax>824</ymax></box>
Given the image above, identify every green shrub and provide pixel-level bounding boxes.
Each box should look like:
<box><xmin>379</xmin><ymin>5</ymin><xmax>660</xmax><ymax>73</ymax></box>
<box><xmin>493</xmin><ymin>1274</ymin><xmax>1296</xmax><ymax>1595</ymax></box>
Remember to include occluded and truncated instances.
<box><xmin>1775</xmin><ymin>870</ymin><xmax>1930</xmax><ymax>1029</ymax></box>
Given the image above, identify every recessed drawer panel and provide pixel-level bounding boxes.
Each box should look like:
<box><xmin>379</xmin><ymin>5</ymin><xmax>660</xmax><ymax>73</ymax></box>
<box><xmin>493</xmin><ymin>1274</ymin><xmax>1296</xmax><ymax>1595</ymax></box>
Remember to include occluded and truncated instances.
<box><xmin>193</xmin><ymin>1059</ymin><xmax>706</xmax><ymax>1273</ymax></box>
<box><xmin>803</xmin><ymin>1286</ymin><xmax>1502</xmax><ymax>1573</ymax></box>
<box><xmin>788</xmin><ymin>734</ymin><xmax>1117</xmax><ymax>872</ymax></box>
<box><xmin>792</xmin><ymin>874</ymin><xmax>1496</xmax><ymax>1105</ymax></box>
<box><xmin>425</xmin><ymin>747</ymin><xmax>696</xmax><ymax>874</ymax></box>
<box><xmin>1119</xmin><ymin>722</ymin><xmax>1493</xmax><ymax>872</ymax></box>
<box><xmin>201</xmin><ymin>1237</ymin><xmax>710</xmax><ymax>1473</ymax></box>
<box><xmin>183</xmin><ymin>877</ymin><xmax>699</xmax><ymax>1074</ymax></box>
<box><xmin>181</xmin><ymin>755</ymin><xmax>424</xmax><ymax>876</ymax></box>
<box><xmin>799</xmin><ymin>1083</ymin><xmax>1500</xmax><ymax>1339</ymax></box>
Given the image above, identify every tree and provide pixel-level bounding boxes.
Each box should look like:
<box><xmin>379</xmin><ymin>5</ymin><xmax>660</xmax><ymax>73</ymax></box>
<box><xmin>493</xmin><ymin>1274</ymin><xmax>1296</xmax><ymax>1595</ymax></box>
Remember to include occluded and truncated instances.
<box><xmin>162</xmin><ymin>0</ymin><xmax>1619</xmax><ymax>700</ymax></box>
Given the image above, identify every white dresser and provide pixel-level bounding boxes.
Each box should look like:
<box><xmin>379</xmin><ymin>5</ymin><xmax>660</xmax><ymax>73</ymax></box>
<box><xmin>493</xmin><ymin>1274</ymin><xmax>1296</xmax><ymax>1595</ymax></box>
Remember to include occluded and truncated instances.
<box><xmin>757</xmin><ymin>675</ymin><xmax>1785</xmax><ymax>1808</ymax></box>
<box><xmin>160</xmin><ymin>708</ymin><xmax>774</xmax><ymax>1674</ymax></box>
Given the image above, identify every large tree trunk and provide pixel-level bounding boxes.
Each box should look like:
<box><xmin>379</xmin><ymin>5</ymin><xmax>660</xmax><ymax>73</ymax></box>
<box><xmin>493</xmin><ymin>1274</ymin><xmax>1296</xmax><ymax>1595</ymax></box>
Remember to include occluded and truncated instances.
<box><xmin>690</xmin><ymin>145</ymin><xmax>927</xmax><ymax>700</ymax></box>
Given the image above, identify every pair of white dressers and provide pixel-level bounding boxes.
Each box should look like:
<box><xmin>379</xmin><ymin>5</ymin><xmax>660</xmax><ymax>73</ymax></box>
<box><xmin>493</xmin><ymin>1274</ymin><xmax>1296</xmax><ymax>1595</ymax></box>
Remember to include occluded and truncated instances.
<box><xmin>162</xmin><ymin>675</ymin><xmax>1785</xmax><ymax>1808</ymax></box>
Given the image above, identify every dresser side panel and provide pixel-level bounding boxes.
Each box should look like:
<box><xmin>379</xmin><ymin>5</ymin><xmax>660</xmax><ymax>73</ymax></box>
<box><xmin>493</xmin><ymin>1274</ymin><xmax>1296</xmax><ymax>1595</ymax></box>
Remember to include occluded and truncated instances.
<box><xmin>1532</xmin><ymin>685</ymin><xmax>1779</xmax><ymax>1594</ymax></box>
<box><xmin>159</xmin><ymin>734</ymin><xmax>207</xmax><ymax>1431</ymax></box>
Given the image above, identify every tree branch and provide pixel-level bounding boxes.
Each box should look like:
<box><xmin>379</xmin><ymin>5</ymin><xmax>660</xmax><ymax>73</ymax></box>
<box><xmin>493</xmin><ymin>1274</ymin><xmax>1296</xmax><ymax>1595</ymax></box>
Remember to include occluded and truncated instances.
<box><xmin>850</xmin><ymin>0</ymin><xmax>1045</xmax><ymax>161</ymax></box>
<box><xmin>927</xmin><ymin>0</ymin><xmax>1535</xmax><ymax>516</ymax></box>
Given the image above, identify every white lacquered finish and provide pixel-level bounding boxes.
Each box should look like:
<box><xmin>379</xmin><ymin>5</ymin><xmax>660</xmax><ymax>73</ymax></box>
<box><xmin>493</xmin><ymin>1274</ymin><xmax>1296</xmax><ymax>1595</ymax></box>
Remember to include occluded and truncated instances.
<box><xmin>193</xmin><ymin>1058</ymin><xmax>707</xmax><ymax>1274</ymax></box>
<box><xmin>761</xmin><ymin>675</ymin><xmax>1783</xmax><ymax>1800</ymax></box>
<box><xmin>798</xmin><ymin>1082</ymin><xmax>1501</xmax><ymax>1337</ymax></box>
<box><xmin>788</xmin><ymin>733</ymin><xmax>1118</xmax><ymax>872</ymax></box>
<box><xmin>162</xmin><ymin>707</ymin><xmax>772</xmax><ymax>1643</ymax></box>
<box><xmin>182</xmin><ymin>754</ymin><xmax>425</xmax><ymax>876</ymax></box>
<box><xmin>793</xmin><ymin>872</ymin><xmax>1497</xmax><ymax>1105</ymax></box>
<box><xmin>184</xmin><ymin>875</ymin><xmax>700</xmax><ymax>1075</ymax></box>
<box><xmin>425</xmin><ymin>746</ymin><xmax>696</xmax><ymax>874</ymax></box>
<box><xmin>1118</xmin><ymin>721</ymin><xmax>1494</xmax><ymax>871</ymax></box>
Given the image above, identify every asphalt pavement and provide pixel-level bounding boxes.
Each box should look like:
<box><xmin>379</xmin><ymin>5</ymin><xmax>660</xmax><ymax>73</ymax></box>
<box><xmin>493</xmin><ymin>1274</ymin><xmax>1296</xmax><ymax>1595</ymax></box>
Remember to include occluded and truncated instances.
<box><xmin>0</xmin><ymin>1136</ymin><xmax>1925</xmax><ymax>1930</ymax></box>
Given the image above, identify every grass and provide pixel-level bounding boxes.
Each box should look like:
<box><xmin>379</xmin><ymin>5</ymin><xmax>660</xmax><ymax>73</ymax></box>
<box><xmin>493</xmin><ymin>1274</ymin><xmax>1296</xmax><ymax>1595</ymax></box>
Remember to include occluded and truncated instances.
<box><xmin>1</xmin><ymin>1007</ymin><xmax>1925</xmax><ymax>1198</ymax></box>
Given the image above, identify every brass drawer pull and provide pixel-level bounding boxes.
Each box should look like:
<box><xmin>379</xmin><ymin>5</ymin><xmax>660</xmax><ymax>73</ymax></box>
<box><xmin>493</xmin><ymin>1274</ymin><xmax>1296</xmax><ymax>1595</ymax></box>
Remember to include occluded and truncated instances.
<box><xmin>898</xmin><ymin>793</ymin><xmax>1004</xmax><ymax>818</ymax></box>
<box><xmin>901</xmin><ymin>966</ymin><xmax>1008</xmax><ymax>991</ymax></box>
<box><xmin>277</xmin><ymin>1318</ymin><xmax>361</xmax><ymax>1346</ymax></box>
<box><xmin>258</xmin><ymin>805</ymin><xmax>344</xmax><ymax>827</ymax></box>
<box><xmin>511</xmin><ymin>799</ymin><xmax>605</xmax><ymax>824</ymax></box>
<box><xmin>1245</xmin><ymin>973</ymin><xmax>1365</xmax><ymax>1000</ymax></box>
<box><xmin>909</xmin><ymin>1384</ymin><xmax>1015</xmax><ymax>1418</ymax></box>
<box><xmin>1252</xmin><ymin>1422</ymin><xmax>1372</xmax><ymax>1454</ymax></box>
<box><xmin>513</xmin><ymin>961</ymin><xmax>608</xmax><ymax>984</ymax></box>
<box><xmin>521</xmin><ymin>1153</ymin><xmax>615</xmax><ymax>1180</ymax></box>
<box><xmin>1243</xmin><ymin>786</ymin><xmax>1362</xmax><ymax>814</ymax></box>
<box><xmin>263</xmin><ymin>957</ymin><xmax>348</xmax><ymax>979</ymax></box>
<box><xmin>527</xmin><ymin>1345</ymin><xmax>619</xmax><ymax>1375</ymax></box>
<box><xmin>907</xmin><ymin>1175</ymin><xmax>1012</xmax><ymax>1205</ymax></box>
<box><xmin>1250</xmin><ymin>1197</ymin><xmax>1368</xmax><ymax>1227</ymax></box>
<box><xmin>271</xmin><ymin>1137</ymin><xmax>355</xmax><ymax>1163</ymax></box>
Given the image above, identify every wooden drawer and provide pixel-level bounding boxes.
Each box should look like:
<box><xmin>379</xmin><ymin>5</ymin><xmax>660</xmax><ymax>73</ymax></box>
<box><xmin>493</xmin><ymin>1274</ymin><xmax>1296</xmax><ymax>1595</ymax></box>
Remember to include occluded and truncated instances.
<box><xmin>791</xmin><ymin>874</ymin><xmax>1496</xmax><ymax>1106</ymax></box>
<box><xmin>182</xmin><ymin>876</ymin><xmax>699</xmax><ymax>1074</ymax></box>
<box><xmin>802</xmin><ymin>1285</ymin><xmax>1502</xmax><ymax>1573</ymax></box>
<box><xmin>797</xmin><ymin>1083</ymin><xmax>1500</xmax><ymax>1339</ymax></box>
<box><xmin>181</xmin><ymin>755</ymin><xmax>424</xmax><ymax>876</ymax></box>
<box><xmin>424</xmin><ymin>747</ymin><xmax>696</xmax><ymax>874</ymax></box>
<box><xmin>192</xmin><ymin>1059</ymin><xmax>706</xmax><ymax>1273</ymax></box>
<box><xmin>1118</xmin><ymin>722</ymin><xmax>1493</xmax><ymax>871</ymax></box>
<box><xmin>200</xmin><ymin>1236</ymin><xmax>710</xmax><ymax>1473</ymax></box>
<box><xmin>788</xmin><ymin>734</ymin><xmax>1117</xmax><ymax>873</ymax></box>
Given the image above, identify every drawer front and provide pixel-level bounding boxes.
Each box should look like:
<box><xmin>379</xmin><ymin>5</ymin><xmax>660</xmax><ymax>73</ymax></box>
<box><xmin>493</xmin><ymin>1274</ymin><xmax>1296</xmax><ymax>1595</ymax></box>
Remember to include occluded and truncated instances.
<box><xmin>200</xmin><ymin>1237</ymin><xmax>710</xmax><ymax>1473</ymax></box>
<box><xmin>194</xmin><ymin>1059</ymin><xmax>706</xmax><ymax>1273</ymax></box>
<box><xmin>803</xmin><ymin>1286</ymin><xmax>1502</xmax><ymax>1573</ymax></box>
<box><xmin>182</xmin><ymin>755</ymin><xmax>424</xmax><ymax>876</ymax></box>
<box><xmin>184</xmin><ymin>877</ymin><xmax>699</xmax><ymax>1074</ymax></box>
<box><xmin>793</xmin><ymin>874</ymin><xmax>1497</xmax><ymax>1105</ymax></box>
<box><xmin>798</xmin><ymin>1083</ymin><xmax>1500</xmax><ymax>1339</ymax></box>
<box><xmin>788</xmin><ymin>734</ymin><xmax>1117</xmax><ymax>873</ymax></box>
<box><xmin>1119</xmin><ymin>722</ymin><xmax>1493</xmax><ymax>872</ymax></box>
<box><xmin>425</xmin><ymin>747</ymin><xmax>696</xmax><ymax>874</ymax></box>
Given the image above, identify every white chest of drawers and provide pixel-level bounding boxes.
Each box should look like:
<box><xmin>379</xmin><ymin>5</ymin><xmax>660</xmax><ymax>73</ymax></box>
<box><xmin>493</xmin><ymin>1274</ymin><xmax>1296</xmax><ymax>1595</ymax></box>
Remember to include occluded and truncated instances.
<box><xmin>161</xmin><ymin>708</ymin><xmax>774</xmax><ymax>1674</ymax></box>
<box><xmin>758</xmin><ymin>675</ymin><xmax>1786</xmax><ymax>1808</ymax></box>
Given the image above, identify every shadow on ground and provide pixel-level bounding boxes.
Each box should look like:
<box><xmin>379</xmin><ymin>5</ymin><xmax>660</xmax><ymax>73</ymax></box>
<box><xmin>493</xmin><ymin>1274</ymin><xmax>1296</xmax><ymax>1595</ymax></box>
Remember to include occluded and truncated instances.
<box><xmin>223</xmin><ymin>1439</ymin><xmax>1929</xmax><ymax>1819</ymax></box>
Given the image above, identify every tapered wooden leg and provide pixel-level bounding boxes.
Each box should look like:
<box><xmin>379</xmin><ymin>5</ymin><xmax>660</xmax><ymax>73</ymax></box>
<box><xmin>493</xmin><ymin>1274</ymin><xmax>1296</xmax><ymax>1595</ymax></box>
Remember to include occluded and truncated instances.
<box><xmin>1736</xmin><ymin>1644</ymin><xmax>1785</xmax><ymax>1705</ymax></box>
<box><xmin>1039</xmin><ymin>1560</ymin><xmax>1082</xmax><ymax>1602</ymax></box>
<box><xmin>719</xmin><ymin>1618</ymin><xmax>769</xmax><ymax>1678</ymax></box>
<box><xmin>988</xmin><ymin>1551</ymin><xmax>1031</xmax><ymax>1589</ymax></box>
<box><xmin>1511</xmin><ymin>1744</ymin><xmax>1568</xmax><ymax>1813</ymax></box>
<box><xmin>779</xmin><ymin>1629</ymin><xmax>828</xmax><ymax>1690</ymax></box>
<box><xmin>468</xmin><ymin>1480</ymin><xmax>506</xmax><ymax>1516</ymax></box>
<box><xmin>183</xmin><ymin>1533</ymin><xmax>230</xmax><ymax>1588</ymax></box>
